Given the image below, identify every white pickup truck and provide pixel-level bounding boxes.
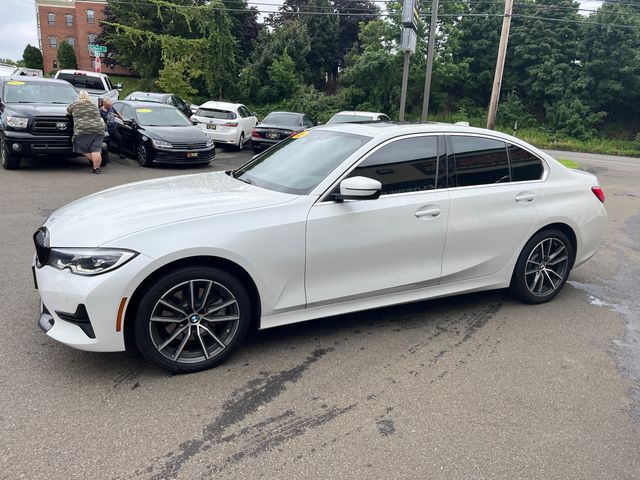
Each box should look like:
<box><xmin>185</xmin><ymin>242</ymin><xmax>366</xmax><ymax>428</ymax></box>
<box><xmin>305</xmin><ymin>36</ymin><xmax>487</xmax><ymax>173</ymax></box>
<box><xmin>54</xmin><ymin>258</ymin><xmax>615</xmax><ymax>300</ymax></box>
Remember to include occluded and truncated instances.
<box><xmin>55</xmin><ymin>69</ymin><xmax>120</xmax><ymax>106</ymax></box>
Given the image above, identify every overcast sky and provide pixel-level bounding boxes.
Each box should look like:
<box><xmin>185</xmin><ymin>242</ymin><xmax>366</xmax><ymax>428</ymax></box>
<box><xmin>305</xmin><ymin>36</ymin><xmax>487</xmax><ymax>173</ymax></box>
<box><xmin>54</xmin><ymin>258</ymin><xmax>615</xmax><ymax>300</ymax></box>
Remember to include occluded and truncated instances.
<box><xmin>0</xmin><ymin>0</ymin><xmax>605</xmax><ymax>62</ymax></box>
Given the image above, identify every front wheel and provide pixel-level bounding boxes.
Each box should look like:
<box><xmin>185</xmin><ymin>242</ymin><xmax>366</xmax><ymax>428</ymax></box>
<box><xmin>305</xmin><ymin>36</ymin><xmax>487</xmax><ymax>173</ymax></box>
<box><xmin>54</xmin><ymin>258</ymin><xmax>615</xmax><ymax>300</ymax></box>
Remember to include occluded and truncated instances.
<box><xmin>134</xmin><ymin>266</ymin><xmax>252</xmax><ymax>373</ymax></box>
<box><xmin>510</xmin><ymin>229</ymin><xmax>574</xmax><ymax>304</ymax></box>
<box><xmin>137</xmin><ymin>142</ymin><xmax>152</xmax><ymax>167</ymax></box>
<box><xmin>1</xmin><ymin>139</ymin><xmax>21</xmax><ymax>170</ymax></box>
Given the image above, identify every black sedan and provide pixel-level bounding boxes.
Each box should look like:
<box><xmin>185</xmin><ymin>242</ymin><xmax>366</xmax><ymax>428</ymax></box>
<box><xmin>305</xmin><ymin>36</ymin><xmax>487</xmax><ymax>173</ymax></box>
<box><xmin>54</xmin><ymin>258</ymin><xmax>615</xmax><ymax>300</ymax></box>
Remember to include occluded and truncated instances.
<box><xmin>251</xmin><ymin>111</ymin><xmax>316</xmax><ymax>153</ymax></box>
<box><xmin>111</xmin><ymin>101</ymin><xmax>215</xmax><ymax>167</ymax></box>
<box><xmin>124</xmin><ymin>91</ymin><xmax>193</xmax><ymax>119</ymax></box>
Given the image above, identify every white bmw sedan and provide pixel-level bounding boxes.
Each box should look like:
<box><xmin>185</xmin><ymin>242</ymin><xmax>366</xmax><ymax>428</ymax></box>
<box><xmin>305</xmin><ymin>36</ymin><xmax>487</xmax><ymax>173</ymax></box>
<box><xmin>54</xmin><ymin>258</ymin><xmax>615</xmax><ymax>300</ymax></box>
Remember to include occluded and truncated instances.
<box><xmin>32</xmin><ymin>123</ymin><xmax>607</xmax><ymax>372</ymax></box>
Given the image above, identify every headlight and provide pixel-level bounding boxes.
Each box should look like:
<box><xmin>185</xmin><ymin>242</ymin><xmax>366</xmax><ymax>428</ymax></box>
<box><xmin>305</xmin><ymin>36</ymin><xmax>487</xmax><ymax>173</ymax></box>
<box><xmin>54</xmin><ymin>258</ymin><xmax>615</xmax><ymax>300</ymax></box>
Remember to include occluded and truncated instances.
<box><xmin>151</xmin><ymin>138</ymin><xmax>172</xmax><ymax>149</ymax></box>
<box><xmin>6</xmin><ymin>116</ymin><xmax>28</xmax><ymax>129</ymax></box>
<box><xmin>206</xmin><ymin>138</ymin><xmax>214</xmax><ymax>147</ymax></box>
<box><xmin>49</xmin><ymin>248</ymin><xmax>138</xmax><ymax>276</ymax></box>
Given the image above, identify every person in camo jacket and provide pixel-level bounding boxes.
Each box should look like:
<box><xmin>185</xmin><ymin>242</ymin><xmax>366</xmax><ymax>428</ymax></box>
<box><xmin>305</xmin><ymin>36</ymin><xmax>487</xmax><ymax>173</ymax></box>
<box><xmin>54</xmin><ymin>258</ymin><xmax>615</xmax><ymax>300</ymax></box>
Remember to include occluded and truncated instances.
<box><xmin>67</xmin><ymin>90</ymin><xmax>106</xmax><ymax>174</ymax></box>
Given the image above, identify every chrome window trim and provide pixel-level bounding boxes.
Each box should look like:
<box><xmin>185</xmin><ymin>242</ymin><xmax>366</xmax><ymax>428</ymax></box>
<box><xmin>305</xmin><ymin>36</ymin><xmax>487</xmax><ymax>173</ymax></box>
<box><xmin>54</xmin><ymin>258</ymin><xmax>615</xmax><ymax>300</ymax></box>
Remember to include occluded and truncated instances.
<box><xmin>315</xmin><ymin>132</ymin><xmax>443</xmax><ymax>205</ymax></box>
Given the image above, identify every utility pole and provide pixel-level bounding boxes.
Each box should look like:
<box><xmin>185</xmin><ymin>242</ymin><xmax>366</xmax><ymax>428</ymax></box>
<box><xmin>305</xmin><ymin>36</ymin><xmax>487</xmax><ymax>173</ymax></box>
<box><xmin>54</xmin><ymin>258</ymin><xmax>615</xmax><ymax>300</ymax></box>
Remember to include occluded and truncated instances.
<box><xmin>486</xmin><ymin>0</ymin><xmax>513</xmax><ymax>130</ymax></box>
<box><xmin>399</xmin><ymin>0</ymin><xmax>419</xmax><ymax>121</ymax></box>
<box><xmin>420</xmin><ymin>0</ymin><xmax>439</xmax><ymax>122</ymax></box>
<box><xmin>399</xmin><ymin>51</ymin><xmax>411</xmax><ymax>121</ymax></box>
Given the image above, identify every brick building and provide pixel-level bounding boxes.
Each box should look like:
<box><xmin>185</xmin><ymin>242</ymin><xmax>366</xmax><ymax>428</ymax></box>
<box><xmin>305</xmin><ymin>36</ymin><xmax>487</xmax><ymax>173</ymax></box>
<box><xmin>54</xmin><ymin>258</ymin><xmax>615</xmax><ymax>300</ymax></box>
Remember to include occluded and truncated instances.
<box><xmin>36</xmin><ymin>0</ymin><xmax>131</xmax><ymax>75</ymax></box>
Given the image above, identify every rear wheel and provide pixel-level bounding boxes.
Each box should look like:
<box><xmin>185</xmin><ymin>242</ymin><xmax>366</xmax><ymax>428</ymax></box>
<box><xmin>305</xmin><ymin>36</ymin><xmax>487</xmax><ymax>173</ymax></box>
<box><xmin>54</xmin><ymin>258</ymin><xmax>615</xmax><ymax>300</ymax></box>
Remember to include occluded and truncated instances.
<box><xmin>237</xmin><ymin>132</ymin><xmax>245</xmax><ymax>151</ymax></box>
<box><xmin>137</xmin><ymin>142</ymin><xmax>152</xmax><ymax>167</ymax></box>
<box><xmin>134</xmin><ymin>266</ymin><xmax>251</xmax><ymax>373</ymax></box>
<box><xmin>510</xmin><ymin>229</ymin><xmax>574</xmax><ymax>304</ymax></box>
<box><xmin>1</xmin><ymin>139</ymin><xmax>21</xmax><ymax>170</ymax></box>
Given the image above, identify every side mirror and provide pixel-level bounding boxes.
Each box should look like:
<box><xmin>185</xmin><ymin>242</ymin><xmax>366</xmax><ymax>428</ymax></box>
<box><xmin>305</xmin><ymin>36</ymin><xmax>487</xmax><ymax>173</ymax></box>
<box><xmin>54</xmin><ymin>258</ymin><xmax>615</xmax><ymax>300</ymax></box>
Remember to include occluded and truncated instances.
<box><xmin>116</xmin><ymin>83</ymin><xmax>123</xmax><ymax>91</ymax></box>
<box><xmin>337</xmin><ymin>176</ymin><xmax>382</xmax><ymax>201</ymax></box>
<box><xmin>252</xmin><ymin>112</ymin><xmax>258</xmax><ymax>117</ymax></box>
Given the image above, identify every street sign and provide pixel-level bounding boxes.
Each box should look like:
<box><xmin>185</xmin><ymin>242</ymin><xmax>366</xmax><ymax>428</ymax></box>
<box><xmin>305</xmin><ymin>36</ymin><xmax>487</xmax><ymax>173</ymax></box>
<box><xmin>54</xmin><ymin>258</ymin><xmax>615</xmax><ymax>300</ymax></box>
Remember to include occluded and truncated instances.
<box><xmin>89</xmin><ymin>44</ymin><xmax>107</xmax><ymax>54</ymax></box>
<box><xmin>401</xmin><ymin>27</ymin><xmax>417</xmax><ymax>54</ymax></box>
<box><xmin>401</xmin><ymin>0</ymin><xmax>420</xmax><ymax>31</ymax></box>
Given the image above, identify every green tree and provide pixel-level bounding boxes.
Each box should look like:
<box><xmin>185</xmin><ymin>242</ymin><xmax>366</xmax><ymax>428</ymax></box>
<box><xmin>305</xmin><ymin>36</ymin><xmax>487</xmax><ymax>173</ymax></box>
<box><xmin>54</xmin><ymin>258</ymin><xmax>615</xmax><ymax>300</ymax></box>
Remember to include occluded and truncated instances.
<box><xmin>304</xmin><ymin>0</ymin><xmax>339</xmax><ymax>88</ymax></box>
<box><xmin>57</xmin><ymin>41</ymin><xmax>78</xmax><ymax>69</ymax></box>
<box><xmin>264</xmin><ymin>49</ymin><xmax>303</xmax><ymax>100</ymax></box>
<box><xmin>156</xmin><ymin>58</ymin><xmax>200</xmax><ymax>101</ymax></box>
<box><xmin>22</xmin><ymin>44</ymin><xmax>43</xmax><ymax>71</ymax></box>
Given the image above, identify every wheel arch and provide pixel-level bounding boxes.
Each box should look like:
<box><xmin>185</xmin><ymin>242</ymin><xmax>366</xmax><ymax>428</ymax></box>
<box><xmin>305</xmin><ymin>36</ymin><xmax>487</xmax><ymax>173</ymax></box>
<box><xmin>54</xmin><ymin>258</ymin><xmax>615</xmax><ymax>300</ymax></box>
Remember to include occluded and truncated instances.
<box><xmin>123</xmin><ymin>255</ymin><xmax>262</xmax><ymax>351</ymax></box>
<box><xmin>532</xmin><ymin>222</ymin><xmax>578</xmax><ymax>264</ymax></box>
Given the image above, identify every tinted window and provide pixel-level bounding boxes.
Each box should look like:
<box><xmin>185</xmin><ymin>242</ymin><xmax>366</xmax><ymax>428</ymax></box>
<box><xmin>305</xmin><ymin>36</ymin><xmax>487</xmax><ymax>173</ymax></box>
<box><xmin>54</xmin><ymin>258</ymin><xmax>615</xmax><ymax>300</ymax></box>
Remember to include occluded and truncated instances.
<box><xmin>57</xmin><ymin>72</ymin><xmax>104</xmax><ymax>91</ymax></box>
<box><xmin>451</xmin><ymin>136</ymin><xmax>510</xmax><ymax>187</ymax></box>
<box><xmin>349</xmin><ymin>136</ymin><xmax>440</xmax><ymax>195</ymax></box>
<box><xmin>121</xmin><ymin>105</ymin><xmax>134</xmax><ymax>121</ymax></box>
<box><xmin>195</xmin><ymin>108</ymin><xmax>236</xmax><ymax>120</ymax></box>
<box><xmin>239</xmin><ymin>106</ymin><xmax>252</xmax><ymax>117</ymax></box>
<box><xmin>509</xmin><ymin>144</ymin><xmax>544</xmax><ymax>181</ymax></box>
<box><xmin>263</xmin><ymin>113</ymin><xmax>301</xmax><ymax>127</ymax></box>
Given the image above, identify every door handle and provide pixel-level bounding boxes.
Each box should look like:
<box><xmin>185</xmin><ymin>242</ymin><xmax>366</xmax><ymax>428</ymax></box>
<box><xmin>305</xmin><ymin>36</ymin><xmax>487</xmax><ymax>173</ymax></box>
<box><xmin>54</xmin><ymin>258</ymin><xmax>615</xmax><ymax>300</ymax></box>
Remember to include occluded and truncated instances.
<box><xmin>515</xmin><ymin>192</ymin><xmax>535</xmax><ymax>203</ymax></box>
<box><xmin>415</xmin><ymin>206</ymin><xmax>442</xmax><ymax>219</ymax></box>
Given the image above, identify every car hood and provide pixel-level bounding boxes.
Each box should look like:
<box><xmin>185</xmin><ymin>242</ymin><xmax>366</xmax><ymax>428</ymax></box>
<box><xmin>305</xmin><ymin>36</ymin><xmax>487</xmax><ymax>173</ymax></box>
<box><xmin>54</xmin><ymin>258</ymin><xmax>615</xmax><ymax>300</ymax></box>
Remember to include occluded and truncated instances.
<box><xmin>5</xmin><ymin>103</ymin><xmax>69</xmax><ymax>118</ymax></box>
<box><xmin>44</xmin><ymin>171</ymin><xmax>297</xmax><ymax>247</ymax></box>
<box><xmin>139</xmin><ymin>125</ymin><xmax>208</xmax><ymax>143</ymax></box>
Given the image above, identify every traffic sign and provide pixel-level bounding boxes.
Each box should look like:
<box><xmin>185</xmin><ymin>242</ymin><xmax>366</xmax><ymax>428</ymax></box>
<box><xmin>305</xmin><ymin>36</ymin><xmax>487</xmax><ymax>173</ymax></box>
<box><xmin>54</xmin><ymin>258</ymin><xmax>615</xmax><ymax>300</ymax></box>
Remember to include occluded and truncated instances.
<box><xmin>89</xmin><ymin>44</ymin><xmax>107</xmax><ymax>54</ymax></box>
<box><xmin>401</xmin><ymin>0</ymin><xmax>420</xmax><ymax>31</ymax></box>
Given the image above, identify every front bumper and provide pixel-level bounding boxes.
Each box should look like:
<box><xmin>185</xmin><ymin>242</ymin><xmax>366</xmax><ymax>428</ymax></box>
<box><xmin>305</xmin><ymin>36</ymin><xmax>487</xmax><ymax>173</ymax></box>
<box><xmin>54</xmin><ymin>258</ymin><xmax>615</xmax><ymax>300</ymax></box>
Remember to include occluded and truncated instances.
<box><xmin>3</xmin><ymin>130</ymin><xmax>73</xmax><ymax>157</ymax></box>
<box><xmin>34</xmin><ymin>253</ymin><xmax>153</xmax><ymax>352</ymax></box>
<box><xmin>152</xmin><ymin>146</ymin><xmax>216</xmax><ymax>165</ymax></box>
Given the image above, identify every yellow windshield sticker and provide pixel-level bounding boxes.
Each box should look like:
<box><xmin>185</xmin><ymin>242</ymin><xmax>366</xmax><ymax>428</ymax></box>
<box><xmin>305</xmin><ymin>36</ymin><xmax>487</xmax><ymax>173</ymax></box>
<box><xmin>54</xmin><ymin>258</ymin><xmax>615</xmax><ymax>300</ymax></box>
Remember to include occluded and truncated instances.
<box><xmin>292</xmin><ymin>131</ymin><xmax>309</xmax><ymax>139</ymax></box>
<box><xmin>7</xmin><ymin>81</ymin><xmax>26</xmax><ymax>85</ymax></box>
<box><xmin>136</xmin><ymin>108</ymin><xmax>152</xmax><ymax>113</ymax></box>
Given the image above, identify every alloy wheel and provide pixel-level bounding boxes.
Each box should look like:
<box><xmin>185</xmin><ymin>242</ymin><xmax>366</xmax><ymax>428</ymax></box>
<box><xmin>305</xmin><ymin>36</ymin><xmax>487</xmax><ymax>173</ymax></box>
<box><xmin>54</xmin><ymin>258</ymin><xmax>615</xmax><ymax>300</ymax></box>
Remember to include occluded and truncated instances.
<box><xmin>148</xmin><ymin>279</ymin><xmax>240</xmax><ymax>364</ymax></box>
<box><xmin>524</xmin><ymin>237</ymin><xmax>570</xmax><ymax>297</ymax></box>
<box><xmin>137</xmin><ymin>144</ymin><xmax>147</xmax><ymax>165</ymax></box>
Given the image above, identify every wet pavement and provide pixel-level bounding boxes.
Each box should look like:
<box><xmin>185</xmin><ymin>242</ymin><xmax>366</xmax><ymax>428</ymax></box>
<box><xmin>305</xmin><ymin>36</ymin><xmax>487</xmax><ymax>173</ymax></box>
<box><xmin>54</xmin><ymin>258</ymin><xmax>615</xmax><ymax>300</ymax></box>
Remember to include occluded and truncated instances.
<box><xmin>0</xmin><ymin>147</ymin><xmax>639</xmax><ymax>479</ymax></box>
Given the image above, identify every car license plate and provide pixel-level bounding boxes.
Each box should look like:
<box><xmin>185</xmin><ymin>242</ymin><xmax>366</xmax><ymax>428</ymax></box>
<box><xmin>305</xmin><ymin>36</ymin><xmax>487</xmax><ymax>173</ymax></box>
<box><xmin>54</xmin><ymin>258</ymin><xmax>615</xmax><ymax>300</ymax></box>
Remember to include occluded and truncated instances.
<box><xmin>266</xmin><ymin>132</ymin><xmax>279</xmax><ymax>139</ymax></box>
<box><xmin>187</xmin><ymin>152</ymin><xmax>199</xmax><ymax>158</ymax></box>
<box><xmin>207</xmin><ymin>124</ymin><xmax>216</xmax><ymax>130</ymax></box>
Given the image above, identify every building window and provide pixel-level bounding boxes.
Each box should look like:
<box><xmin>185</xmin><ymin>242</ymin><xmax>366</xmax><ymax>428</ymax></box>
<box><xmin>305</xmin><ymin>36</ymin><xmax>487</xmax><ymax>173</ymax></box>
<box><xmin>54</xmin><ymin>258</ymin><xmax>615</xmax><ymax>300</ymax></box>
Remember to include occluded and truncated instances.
<box><xmin>53</xmin><ymin>60</ymin><xmax>58</xmax><ymax>69</ymax></box>
<box><xmin>66</xmin><ymin>14</ymin><xmax>73</xmax><ymax>27</ymax></box>
<box><xmin>88</xmin><ymin>33</ymin><xmax>97</xmax><ymax>45</ymax></box>
<box><xmin>87</xmin><ymin>9</ymin><xmax>95</xmax><ymax>24</ymax></box>
<box><xmin>49</xmin><ymin>36</ymin><xmax>57</xmax><ymax>49</ymax></box>
<box><xmin>47</xmin><ymin>12</ymin><xmax>55</xmax><ymax>25</ymax></box>
<box><xmin>66</xmin><ymin>37</ymin><xmax>75</xmax><ymax>47</ymax></box>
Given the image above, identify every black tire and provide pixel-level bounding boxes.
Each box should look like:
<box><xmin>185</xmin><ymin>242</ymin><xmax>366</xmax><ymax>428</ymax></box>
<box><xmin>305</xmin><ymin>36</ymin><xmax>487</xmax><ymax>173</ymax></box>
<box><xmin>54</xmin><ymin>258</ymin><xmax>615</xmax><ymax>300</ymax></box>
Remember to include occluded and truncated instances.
<box><xmin>136</xmin><ymin>142</ymin><xmax>152</xmax><ymax>167</ymax></box>
<box><xmin>134</xmin><ymin>266</ymin><xmax>252</xmax><ymax>373</ymax></box>
<box><xmin>510</xmin><ymin>229</ymin><xmax>574</xmax><ymax>304</ymax></box>
<box><xmin>1</xmin><ymin>139</ymin><xmax>21</xmax><ymax>170</ymax></box>
<box><xmin>237</xmin><ymin>132</ymin><xmax>245</xmax><ymax>151</ymax></box>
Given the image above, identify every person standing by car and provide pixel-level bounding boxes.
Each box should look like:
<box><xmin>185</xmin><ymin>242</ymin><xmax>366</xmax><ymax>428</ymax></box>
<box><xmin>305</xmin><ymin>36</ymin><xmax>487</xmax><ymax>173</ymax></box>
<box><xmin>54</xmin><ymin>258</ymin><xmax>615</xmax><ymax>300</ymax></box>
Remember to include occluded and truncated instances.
<box><xmin>66</xmin><ymin>90</ymin><xmax>106</xmax><ymax>174</ymax></box>
<box><xmin>100</xmin><ymin>98</ymin><xmax>125</xmax><ymax>159</ymax></box>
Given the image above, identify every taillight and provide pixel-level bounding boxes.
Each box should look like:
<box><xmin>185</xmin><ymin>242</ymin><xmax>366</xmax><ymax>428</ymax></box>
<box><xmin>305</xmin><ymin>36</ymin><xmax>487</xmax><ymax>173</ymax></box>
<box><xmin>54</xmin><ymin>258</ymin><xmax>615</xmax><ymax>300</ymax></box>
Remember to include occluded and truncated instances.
<box><xmin>222</xmin><ymin>122</ymin><xmax>238</xmax><ymax>127</ymax></box>
<box><xmin>591</xmin><ymin>186</ymin><xmax>605</xmax><ymax>203</ymax></box>
<box><xmin>251</xmin><ymin>129</ymin><xmax>262</xmax><ymax>138</ymax></box>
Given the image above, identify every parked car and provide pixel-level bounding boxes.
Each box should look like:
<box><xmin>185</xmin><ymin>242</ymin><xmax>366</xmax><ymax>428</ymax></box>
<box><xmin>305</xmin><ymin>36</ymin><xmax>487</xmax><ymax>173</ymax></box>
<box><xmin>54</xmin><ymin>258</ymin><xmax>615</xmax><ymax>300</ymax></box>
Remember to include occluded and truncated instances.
<box><xmin>251</xmin><ymin>111</ymin><xmax>316</xmax><ymax>153</ymax></box>
<box><xmin>326</xmin><ymin>111</ymin><xmax>391</xmax><ymax>125</ymax></box>
<box><xmin>55</xmin><ymin>69</ymin><xmax>119</xmax><ymax>106</ymax></box>
<box><xmin>32</xmin><ymin>122</ymin><xmax>606</xmax><ymax>373</ymax></box>
<box><xmin>125</xmin><ymin>91</ymin><xmax>192</xmax><ymax>119</ymax></box>
<box><xmin>0</xmin><ymin>76</ymin><xmax>108</xmax><ymax>170</ymax></box>
<box><xmin>110</xmin><ymin>100</ymin><xmax>215</xmax><ymax>167</ymax></box>
<box><xmin>190</xmin><ymin>101</ymin><xmax>257</xmax><ymax>150</ymax></box>
<box><xmin>0</xmin><ymin>63</ymin><xmax>42</xmax><ymax>77</ymax></box>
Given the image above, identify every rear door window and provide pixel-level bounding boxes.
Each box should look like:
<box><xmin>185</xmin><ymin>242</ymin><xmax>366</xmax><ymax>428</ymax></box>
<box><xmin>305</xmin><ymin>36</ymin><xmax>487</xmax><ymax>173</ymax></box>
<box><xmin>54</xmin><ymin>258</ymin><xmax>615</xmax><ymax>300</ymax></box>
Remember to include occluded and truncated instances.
<box><xmin>450</xmin><ymin>136</ymin><xmax>510</xmax><ymax>187</ymax></box>
<box><xmin>508</xmin><ymin>144</ymin><xmax>544</xmax><ymax>181</ymax></box>
<box><xmin>348</xmin><ymin>136</ymin><xmax>441</xmax><ymax>195</ymax></box>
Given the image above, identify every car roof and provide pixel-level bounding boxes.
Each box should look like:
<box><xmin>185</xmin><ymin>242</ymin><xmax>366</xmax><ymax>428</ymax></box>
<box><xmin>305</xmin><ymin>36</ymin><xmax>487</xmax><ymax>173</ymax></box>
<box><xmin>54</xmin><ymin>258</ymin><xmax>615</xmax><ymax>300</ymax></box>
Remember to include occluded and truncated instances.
<box><xmin>332</xmin><ymin>111</ymin><xmax>387</xmax><ymax>117</ymax></box>
<box><xmin>198</xmin><ymin>101</ymin><xmax>242</xmax><ymax>110</ymax></box>
<box><xmin>126</xmin><ymin>92</ymin><xmax>170</xmax><ymax>101</ymax></box>
<box><xmin>265</xmin><ymin>111</ymin><xmax>304</xmax><ymax>117</ymax></box>
<box><xmin>115</xmin><ymin>100</ymin><xmax>176</xmax><ymax>109</ymax></box>
<box><xmin>58</xmin><ymin>69</ymin><xmax>105</xmax><ymax>78</ymax></box>
<box><xmin>316</xmin><ymin>121</ymin><xmax>526</xmax><ymax>143</ymax></box>
<box><xmin>1</xmin><ymin>76</ymin><xmax>72</xmax><ymax>86</ymax></box>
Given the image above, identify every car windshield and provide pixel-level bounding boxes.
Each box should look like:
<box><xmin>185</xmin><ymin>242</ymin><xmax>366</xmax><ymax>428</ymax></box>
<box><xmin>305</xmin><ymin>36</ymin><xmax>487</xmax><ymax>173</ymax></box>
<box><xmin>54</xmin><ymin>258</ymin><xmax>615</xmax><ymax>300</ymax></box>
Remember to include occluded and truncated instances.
<box><xmin>234</xmin><ymin>130</ymin><xmax>371</xmax><ymax>195</ymax></box>
<box><xmin>134</xmin><ymin>107</ymin><xmax>191</xmax><ymax>126</ymax></box>
<box><xmin>3</xmin><ymin>81</ymin><xmax>78</xmax><ymax>104</ymax></box>
<box><xmin>328</xmin><ymin>114</ymin><xmax>375</xmax><ymax>124</ymax></box>
<box><xmin>195</xmin><ymin>108</ymin><xmax>236</xmax><ymax>120</ymax></box>
<box><xmin>262</xmin><ymin>113</ymin><xmax>300</xmax><ymax>127</ymax></box>
<box><xmin>57</xmin><ymin>73</ymin><xmax>105</xmax><ymax>91</ymax></box>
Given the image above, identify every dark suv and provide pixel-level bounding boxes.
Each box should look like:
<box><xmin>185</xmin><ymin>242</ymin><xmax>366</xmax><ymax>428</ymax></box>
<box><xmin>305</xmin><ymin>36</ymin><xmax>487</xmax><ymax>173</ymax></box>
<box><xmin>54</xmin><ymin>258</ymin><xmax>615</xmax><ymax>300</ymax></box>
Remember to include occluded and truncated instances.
<box><xmin>0</xmin><ymin>76</ymin><xmax>107</xmax><ymax>169</ymax></box>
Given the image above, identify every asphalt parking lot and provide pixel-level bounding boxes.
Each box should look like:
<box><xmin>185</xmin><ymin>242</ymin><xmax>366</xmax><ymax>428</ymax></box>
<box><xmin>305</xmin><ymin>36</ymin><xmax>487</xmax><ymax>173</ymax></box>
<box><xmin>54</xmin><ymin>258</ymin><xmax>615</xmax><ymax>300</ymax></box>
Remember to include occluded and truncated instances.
<box><xmin>1</xmin><ymin>147</ymin><xmax>639</xmax><ymax>479</ymax></box>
